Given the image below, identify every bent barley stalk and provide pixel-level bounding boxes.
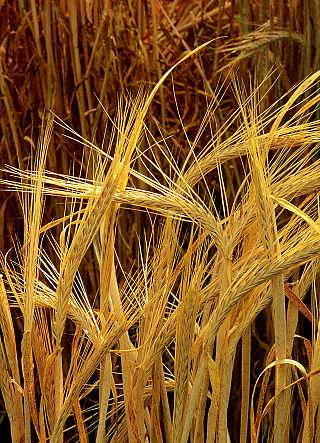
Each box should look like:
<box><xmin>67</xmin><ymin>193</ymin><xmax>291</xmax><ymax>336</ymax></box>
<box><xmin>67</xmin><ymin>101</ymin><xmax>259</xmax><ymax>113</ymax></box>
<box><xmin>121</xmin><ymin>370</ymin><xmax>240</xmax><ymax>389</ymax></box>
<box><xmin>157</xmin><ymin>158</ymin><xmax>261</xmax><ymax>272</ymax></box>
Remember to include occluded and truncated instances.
<box><xmin>3</xmin><ymin>42</ymin><xmax>320</xmax><ymax>443</ymax></box>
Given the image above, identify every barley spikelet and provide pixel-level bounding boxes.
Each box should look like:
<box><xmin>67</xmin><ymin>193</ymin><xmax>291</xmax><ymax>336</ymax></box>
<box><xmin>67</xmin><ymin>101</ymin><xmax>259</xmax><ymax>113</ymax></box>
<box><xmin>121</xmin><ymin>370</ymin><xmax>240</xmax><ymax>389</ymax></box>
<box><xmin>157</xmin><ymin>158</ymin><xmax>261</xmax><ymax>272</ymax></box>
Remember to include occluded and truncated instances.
<box><xmin>173</xmin><ymin>239</ymin><xmax>203</xmax><ymax>440</ymax></box>
<box><xmin>51</xmin><ymin>321</ymin><xmax>127</xmax><ymax>443</ymax></box>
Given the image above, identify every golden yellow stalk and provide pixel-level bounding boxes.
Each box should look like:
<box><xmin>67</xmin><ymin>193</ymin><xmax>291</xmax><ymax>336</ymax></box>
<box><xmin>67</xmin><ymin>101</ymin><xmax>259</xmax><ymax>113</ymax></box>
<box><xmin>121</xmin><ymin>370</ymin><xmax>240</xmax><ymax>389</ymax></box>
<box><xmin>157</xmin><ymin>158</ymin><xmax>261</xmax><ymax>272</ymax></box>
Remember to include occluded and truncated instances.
<box><xmin>22</xmin><ymin>117</ymin><xmax>52</xmax><ymax>441</ymax></box>
<box><xmin>0</xmin><ymin>275</ymin><xmax>24</xmax><ymax>442</ymax></box>
<box><xmin>173</xmin><ymin>232</ymin><xmax>203</xmax><ymax>441</ymax></box>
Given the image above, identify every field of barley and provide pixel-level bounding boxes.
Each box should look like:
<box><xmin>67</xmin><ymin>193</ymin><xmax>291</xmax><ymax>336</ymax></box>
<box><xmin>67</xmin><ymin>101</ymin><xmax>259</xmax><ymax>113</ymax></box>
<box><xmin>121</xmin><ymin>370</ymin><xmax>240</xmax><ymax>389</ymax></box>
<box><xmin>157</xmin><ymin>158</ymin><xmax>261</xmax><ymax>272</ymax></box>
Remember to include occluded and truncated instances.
<box><xmin>1</xmin><ymin>1</ymin><xmax>320</xmax><ymax>442</ymax></box>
